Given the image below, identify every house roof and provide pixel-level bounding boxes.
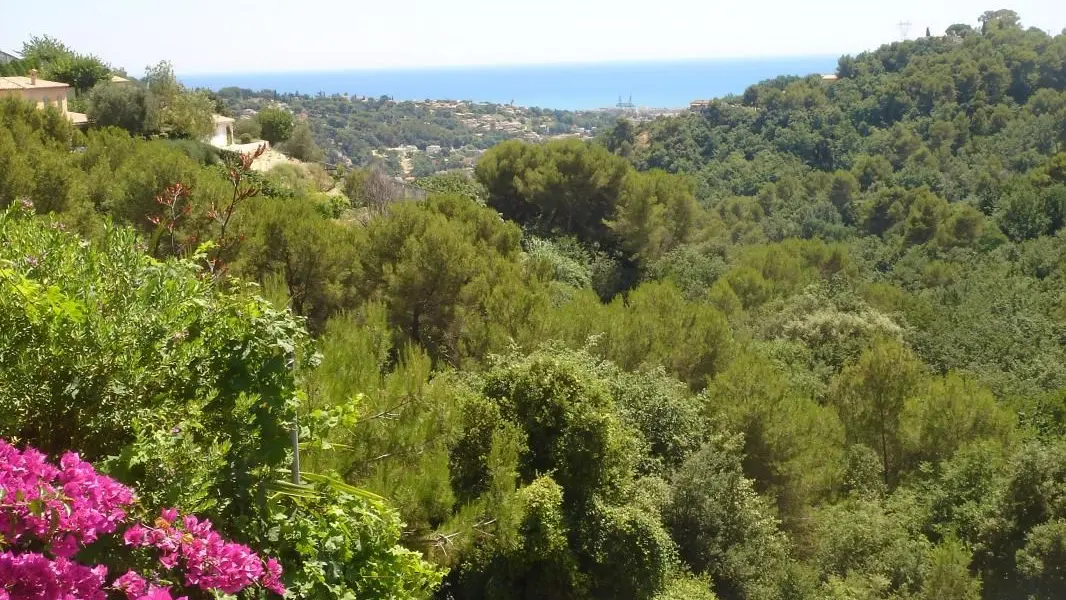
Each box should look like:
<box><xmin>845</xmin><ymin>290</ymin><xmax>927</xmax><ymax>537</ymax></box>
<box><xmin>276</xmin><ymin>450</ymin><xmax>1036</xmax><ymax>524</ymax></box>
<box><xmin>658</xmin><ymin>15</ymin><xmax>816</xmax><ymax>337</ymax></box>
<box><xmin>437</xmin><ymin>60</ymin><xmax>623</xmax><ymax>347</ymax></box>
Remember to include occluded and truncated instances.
<box><xmin>0</xmin><ymin>76</ymin><xmax>70</xmax><ymax>90</ymax></box>
<box><xmin>212</xmin><ymin>114</ymin><xmax>235</xmax><ymax>124</ymax></box>
<box><xmin>110</xmin><ymin>75</ymin><xmax>130</xmax><ymax>83</ymax></box>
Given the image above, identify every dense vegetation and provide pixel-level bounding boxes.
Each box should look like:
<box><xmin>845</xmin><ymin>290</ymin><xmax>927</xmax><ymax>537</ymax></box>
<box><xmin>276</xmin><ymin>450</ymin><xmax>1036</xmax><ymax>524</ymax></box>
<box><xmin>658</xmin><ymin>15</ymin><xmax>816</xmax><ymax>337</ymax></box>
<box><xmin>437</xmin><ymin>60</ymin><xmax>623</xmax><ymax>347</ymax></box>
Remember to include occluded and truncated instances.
<box><xmin>3</xmin><ymin>9</ymin><xmax>1066</xmax><ymax>599</ymax></box>
<box><xmin>215</xmin><ymin>88</ymin><xmax>618</xmax><ymax>166</ymax></box>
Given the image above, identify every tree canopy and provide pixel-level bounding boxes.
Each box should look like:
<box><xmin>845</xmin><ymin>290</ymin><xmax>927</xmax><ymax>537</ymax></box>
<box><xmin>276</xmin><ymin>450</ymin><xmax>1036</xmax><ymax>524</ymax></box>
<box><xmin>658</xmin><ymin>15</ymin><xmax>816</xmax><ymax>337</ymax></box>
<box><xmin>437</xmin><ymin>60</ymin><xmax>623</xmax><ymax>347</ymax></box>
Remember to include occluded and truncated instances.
<box><xmin>4</xmin><ymin>13</ymin><xmax>1066</xmax><ymax>600</ymax></box>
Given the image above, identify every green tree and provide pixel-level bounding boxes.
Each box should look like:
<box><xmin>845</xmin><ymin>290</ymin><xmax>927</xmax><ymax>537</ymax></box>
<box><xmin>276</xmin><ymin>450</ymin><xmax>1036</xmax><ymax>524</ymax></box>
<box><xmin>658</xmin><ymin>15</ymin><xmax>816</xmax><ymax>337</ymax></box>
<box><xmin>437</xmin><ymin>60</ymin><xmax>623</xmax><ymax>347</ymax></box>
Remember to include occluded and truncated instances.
<box><xmin>921</xmin><ymin>538</ymin><xmax>982</xmax><ymax>600</ymax></box>
<box><xmin>162</xmin><ymin>90</ymin><xmax>215</xmax><ymax>139</ymax></box>
<box><xmin>608</xmin><ymin>170</ymin><xmax>700</xmax><ymax>266</ymax></box>
<box><xmin>482</xmin><ymin>349</ymin><xmax>638</xmax><ymax>507</ymax></box>
<box><xmin>19</xmin><ymin>35</ymin><xmax>70</xmax><ymax>66</ymax></box>
<box><xmin>258</xmin><ymin>106</ymin><xmax>295</xmax><ymax>144</ymax></box>
<box><xmin>234</xmin><ymin>195</ymin><xmax>360</xmax><ymax>330</ymax></box>
<box><xmin>87</xmin><ymin>82</ymin><xmax>155</xmax><ymax>135</ymax></box>
<box><xmin>476</xmin><ymin>139</ymin><xmax>630</xmax><ymax>247</ymax></box>
<box><xmin>665</xmin><ymin>438</ymin><xmax>791</xmax><ymax>600</ymax></box>
<box><xmin>142</xmin><ymin>60</ymin><xmax>181</xmax><ymax>105</ymax></box>
<box><xmin>904</xmin><ymin>189</ymin><xmax>950</xmax><ymax>245</ymax></box>
<box><xmin>1000</xmin><ymin>184</ymin><xmax>1051</xmax><ymax>241</ymax></box>
<box><xmin>1017</xmin><ymin>519</ymin><xmax>1066</xmax><ymax>599</ymax></box>
<box><xmin>45</xmin><ymin>53</ymin><xmax>110</xmax><ymax>95</ymax></box>
<box><xmin>832</xmin><ymin>339</ymin><xmax>925</xmax><ymax>487</ymax></box>
<box><xmin>234</xmin><ymin>116</ymin><xmax>262</xmax><ymax>140</ymax></box>
<box><xmin>828</xmin><ymin>170</ymin><xmax>860</xmax><ymax>225</ymax></box>
<box><xmin>902</xmin><ymin>373</ymin><xmax>1015</xmax><ymax>467</ymax></box>
<box><xmin>282</xmin><ymin>121</ymin><xmax>324</xmax><ymax>162</ymax></box>
<box><xmin>979</xmin><ymin>9</ymin><xmax>1021</xmax><ymax>34</ymax></box>
<box><xmin>811</xmin><ymin>493</ymin><xmax>932</xmax><ymax>597</ymax></box>
<box><xmin>358</xmin><ymin>193</ymin><xmax>541</xmax><ymax>366</ymax></box>
<box><xmin>603</xmin><ymin>117</ymin><xmax>636</xmax><ymax>157</ymax></box>
<box><xmin>706</xmin><ymin>351</ymin><xmax>846</xmax><ymax>514</ymax></box>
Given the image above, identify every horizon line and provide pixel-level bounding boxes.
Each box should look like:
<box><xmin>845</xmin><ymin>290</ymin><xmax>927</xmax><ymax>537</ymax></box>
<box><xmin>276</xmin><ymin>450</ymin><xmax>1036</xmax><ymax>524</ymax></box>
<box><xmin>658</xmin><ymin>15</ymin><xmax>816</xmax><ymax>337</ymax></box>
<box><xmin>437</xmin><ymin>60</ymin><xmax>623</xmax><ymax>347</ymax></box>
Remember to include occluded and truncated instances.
<box><xmin>178</xmin><ymin>53</ymin><xmax>843</xmax><ymax>78</ymax></box>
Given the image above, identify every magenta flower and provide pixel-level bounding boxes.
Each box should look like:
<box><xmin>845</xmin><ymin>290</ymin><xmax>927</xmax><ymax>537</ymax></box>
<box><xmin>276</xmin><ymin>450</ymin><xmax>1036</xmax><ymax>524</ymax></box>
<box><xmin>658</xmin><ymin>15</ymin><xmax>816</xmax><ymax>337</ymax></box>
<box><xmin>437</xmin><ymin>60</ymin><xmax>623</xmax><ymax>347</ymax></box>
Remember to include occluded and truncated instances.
<box><xmin>136</xmin><ymin>585</ymin><xmax>187</xmax><ymax>600</ymax></box>
<box><xmin>0</xmin><ymin>551</ymin><xmax>107</xmax><ymax>600</ymax></box>
<box><xmin>0</xmin><ymin>438</ymin><xmax>285</xmax><ymax>599</ymax></box>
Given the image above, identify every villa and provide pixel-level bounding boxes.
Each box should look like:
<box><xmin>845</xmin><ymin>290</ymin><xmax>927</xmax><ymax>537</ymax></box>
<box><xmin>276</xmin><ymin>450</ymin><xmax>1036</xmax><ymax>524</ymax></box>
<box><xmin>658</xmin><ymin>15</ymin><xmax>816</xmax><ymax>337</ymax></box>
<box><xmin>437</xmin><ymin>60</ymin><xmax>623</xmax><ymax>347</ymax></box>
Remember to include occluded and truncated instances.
<box><xmin>0</xmin><ymin>69</ymin><xmax>88</xmax><ymax>124</ymax></box>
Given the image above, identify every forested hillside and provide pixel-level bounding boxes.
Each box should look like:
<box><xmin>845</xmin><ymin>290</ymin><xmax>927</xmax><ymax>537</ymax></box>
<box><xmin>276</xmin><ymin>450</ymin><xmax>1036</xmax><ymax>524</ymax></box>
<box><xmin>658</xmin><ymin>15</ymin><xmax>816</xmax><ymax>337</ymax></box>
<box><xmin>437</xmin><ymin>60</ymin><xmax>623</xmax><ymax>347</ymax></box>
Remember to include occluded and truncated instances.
<box><xmin>2</xmin><ymin>8</ymin><xmax>1066</xmax><ymax>600</ymax></box>
<box><xmin>215</xmin><ymin>88</ymin><xmax>618</xmax><ymax>170</ymax></box>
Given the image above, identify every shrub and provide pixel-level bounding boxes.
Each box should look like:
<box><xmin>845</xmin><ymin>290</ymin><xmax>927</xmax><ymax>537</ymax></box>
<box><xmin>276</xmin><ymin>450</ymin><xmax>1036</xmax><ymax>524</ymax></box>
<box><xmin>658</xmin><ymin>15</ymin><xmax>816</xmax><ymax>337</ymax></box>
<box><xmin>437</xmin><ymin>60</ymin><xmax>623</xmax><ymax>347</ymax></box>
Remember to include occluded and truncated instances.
<box><xmin>234</xmin><ymin>116</ymin><xmax>261</xmax><ymax>140</ymax></box>
<box><xmin>87</xmin><ymin>83</ymin><xmax>155</xmax><ymax>135</ymax></box>
<box><xmin>258</xmin><ymin>107</ymin><xmax>294</xmax><ymax>144</ymax></box>
<box><xmin>281</xmin><ymin>122</ymin><xmax>323</xmax><ymax>162</ymax></box>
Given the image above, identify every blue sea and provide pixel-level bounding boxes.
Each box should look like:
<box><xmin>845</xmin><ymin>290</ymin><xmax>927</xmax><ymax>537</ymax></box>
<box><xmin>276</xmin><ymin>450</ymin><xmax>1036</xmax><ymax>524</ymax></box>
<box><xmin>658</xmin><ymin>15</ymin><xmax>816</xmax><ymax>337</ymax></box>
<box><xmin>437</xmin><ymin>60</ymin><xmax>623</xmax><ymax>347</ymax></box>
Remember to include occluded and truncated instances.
<box><xmin>182</xmin><ymin>57</ymin><xmax>839</xmax><ymax>111</ymax></box>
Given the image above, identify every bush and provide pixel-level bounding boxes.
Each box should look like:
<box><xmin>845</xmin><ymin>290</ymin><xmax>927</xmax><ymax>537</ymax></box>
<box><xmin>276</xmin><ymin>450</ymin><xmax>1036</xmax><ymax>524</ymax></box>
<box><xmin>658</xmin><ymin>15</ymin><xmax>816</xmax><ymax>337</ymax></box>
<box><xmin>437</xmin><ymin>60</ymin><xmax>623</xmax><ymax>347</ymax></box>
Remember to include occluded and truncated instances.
<box><xmin>234</xmin><ymin>115</ymin><xmax>262</xmax><ymax>140</ymax></box>
<box><xmin>258</xmin><ymin>107</ymin><xmax>294</xmax><ymax>144</ymax></box>
<box><xmin>0</xmin><ymin>208</ymin><xmax>303</xmax><ymax>525</ymax></box>
<box><xmin>87</xmin><ymin>82</ymin><xmax>155</xmax><ymax>135</ymax></box>
<box><xmin>281</xmin><ymin>121</ymin><xmax>324</xmax><ymax>162</ymax></box>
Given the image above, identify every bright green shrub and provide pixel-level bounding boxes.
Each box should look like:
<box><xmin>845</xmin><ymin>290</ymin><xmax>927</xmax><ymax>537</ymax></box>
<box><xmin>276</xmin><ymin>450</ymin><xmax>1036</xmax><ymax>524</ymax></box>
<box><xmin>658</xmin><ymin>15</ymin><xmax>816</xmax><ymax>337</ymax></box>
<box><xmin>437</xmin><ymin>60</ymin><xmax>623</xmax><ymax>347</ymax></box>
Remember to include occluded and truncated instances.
<box><xmin>0</xmin><ymin>206</ymin><xmax>303</xmax><ymax>526</ymax></box>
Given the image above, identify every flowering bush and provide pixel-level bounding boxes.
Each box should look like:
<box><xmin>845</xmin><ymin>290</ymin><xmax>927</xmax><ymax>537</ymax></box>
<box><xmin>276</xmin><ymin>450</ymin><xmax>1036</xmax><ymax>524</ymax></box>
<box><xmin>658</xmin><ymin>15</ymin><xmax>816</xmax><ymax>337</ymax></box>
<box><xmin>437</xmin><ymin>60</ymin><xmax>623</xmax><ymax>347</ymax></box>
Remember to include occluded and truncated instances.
<box><xmin>0</xmin><ymin>439</ymin><xmax>285</xmax><ymax>599</ymax></box>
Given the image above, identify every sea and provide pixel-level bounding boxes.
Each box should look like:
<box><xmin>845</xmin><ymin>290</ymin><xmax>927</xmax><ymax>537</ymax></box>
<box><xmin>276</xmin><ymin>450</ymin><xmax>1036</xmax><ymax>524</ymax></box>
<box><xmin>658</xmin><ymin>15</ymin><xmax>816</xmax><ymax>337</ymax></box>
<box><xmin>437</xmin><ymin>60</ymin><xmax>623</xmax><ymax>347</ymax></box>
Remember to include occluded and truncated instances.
<box><xmin>181</xmin><ymin>57</ymin><xmax>839</xmax><ymax>111</ymax></box>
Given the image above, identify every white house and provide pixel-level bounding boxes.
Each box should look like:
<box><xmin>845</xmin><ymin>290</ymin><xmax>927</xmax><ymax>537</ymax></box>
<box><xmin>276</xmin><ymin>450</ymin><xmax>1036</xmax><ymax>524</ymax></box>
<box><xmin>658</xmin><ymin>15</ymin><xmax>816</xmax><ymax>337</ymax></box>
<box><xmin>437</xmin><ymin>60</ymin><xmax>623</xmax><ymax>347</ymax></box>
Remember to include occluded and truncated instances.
<box><xmin>208</xmin><ymin>114</ymin><xmax>235</xmax><ymax>148</ymax></box>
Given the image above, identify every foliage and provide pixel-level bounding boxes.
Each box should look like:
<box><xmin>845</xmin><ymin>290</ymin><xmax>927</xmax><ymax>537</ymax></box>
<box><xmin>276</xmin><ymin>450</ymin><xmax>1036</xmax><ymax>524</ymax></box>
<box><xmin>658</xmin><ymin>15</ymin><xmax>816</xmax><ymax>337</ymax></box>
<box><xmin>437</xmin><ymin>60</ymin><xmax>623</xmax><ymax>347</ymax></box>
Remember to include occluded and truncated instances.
<box><xmin>664</xmin><ymin>438</ymin><xmax>792</xmax><ymax>600</ymax></box>
<box><xmin>6</xmin><ymin>19</ymin><xmax>1066</xmax><ymax>600</ymax></box>
<box><xmin>476</xmin><ymin>139</ymin><xmax>630</xmax><ymax>248</ymax></box>
<box><xmin>216</xmin><ymin>89</ymin><xmax>618</xmax><ymax>169</ymax></box>
<box><xmin>416</xmin><ymin>172</ymin><xmax>487</xmax><ymax>204</ymax></box>
<box><xmin>233</xmin><ymin>117</ymin><xmax>261</xmax><ymax>141</ymax></box>
<box><xmin>251</xmin><ymin>479</ymin><xmax>443</xmax><ymax>599</ymax></box>
<box><xmin>0</xmin><ymin>207</ymin><xmax>300</xmax><ymax>523</ymax></box>
<box><xmin>142</xmin><ymin>61</ymin><xmax>214</xmax><ymax>140</ymax></box>
<box><xmin>257</xmin><ymin>107</ymin><xmax>294</xmax><ymax>144</ymax></box>
<box><xmin>88</xmin><ymin>83</ymin><xmax>156</xmax><ymax>136</ymax></box>
<box><xmin>280</xmin><ymin>121</ymin><xmax>324</xmax><ymax>162</ymax></box>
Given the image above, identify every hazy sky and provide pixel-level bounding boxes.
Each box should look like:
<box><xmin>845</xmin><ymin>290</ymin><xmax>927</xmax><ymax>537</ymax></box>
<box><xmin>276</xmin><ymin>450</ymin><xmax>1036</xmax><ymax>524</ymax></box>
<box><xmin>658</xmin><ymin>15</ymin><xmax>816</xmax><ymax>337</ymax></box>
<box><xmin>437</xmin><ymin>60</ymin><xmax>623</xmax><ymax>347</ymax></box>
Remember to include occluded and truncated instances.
<box><xmin>1</xmin><ymin>0</ymin><xmax>1064</xmax><ymax>75</ymax></box>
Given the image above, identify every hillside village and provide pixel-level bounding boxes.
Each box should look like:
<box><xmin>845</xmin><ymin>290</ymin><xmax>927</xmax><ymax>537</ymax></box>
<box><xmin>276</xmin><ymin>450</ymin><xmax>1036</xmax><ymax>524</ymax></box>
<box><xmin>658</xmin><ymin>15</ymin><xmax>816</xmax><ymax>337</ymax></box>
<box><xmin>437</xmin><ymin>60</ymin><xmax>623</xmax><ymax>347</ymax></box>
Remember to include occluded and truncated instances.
<box><xmin>215</xmin><ymin>89</ymin><xmax>638</xmax><ymax>179</ymax></box>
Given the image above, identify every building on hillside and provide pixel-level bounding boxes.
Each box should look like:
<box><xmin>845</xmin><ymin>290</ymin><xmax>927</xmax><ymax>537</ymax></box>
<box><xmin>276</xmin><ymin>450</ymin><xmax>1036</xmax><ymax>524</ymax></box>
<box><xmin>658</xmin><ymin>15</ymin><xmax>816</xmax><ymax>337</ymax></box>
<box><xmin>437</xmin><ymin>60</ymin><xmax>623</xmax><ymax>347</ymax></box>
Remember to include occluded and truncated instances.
<box><xmin>0</xmin><ymin>70</ymin><xmax>88</xmax><ymax>125</ymax></box>
<box><xmin>821</xmin><ymin>74</ymin><xmax>839</xmax><ymax>82</ymax></box>
<box><xmin>208</xmin><ymin>114</ymin><xmax>235</xmax><ymax>148</ymax></box>
<box><xmin>426</xmin><ymin>144</ymin><xmax>442</xmax><ymax>155</ymax></box>
<box><xmin>109</xmin><ymin>75</ymin><xmax>131</xmax><ymax>84</ymax></box>
<box><xmin>0</xmin><ymin>49</ymin><xmax>20</xmax><ymax>64</ymax></box>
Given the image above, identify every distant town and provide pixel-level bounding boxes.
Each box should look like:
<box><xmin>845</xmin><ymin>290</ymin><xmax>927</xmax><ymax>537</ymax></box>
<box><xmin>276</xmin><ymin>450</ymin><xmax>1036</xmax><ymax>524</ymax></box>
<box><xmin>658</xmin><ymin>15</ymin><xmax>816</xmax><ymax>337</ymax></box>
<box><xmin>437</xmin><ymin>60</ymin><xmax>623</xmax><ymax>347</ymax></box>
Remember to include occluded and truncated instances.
<box><xmin>216</xmin><ymin>89</ymin><xmax>684</xmax><ymax>179</ymax></box>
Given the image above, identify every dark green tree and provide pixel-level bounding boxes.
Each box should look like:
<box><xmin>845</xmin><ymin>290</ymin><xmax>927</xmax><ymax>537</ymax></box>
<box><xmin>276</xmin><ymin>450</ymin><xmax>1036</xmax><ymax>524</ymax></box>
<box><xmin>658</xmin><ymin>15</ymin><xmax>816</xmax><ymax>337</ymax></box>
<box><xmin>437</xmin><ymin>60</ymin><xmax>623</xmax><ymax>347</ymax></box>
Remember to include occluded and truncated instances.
<box><xmin>258</xmin><ymin>106</ymin><xmax>295</xmax><ymax>144</ymax></box>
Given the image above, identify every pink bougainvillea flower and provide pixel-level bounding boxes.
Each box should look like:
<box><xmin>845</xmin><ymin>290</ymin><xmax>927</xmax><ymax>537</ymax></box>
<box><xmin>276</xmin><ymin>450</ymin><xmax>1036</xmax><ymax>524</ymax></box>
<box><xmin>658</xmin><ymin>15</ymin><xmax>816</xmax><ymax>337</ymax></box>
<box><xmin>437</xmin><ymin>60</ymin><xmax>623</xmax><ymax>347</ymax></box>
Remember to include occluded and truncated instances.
<box><xmin>0</xmin><ymin>439</ymin><xmax>284</xmax><ymax>598</ymax></box>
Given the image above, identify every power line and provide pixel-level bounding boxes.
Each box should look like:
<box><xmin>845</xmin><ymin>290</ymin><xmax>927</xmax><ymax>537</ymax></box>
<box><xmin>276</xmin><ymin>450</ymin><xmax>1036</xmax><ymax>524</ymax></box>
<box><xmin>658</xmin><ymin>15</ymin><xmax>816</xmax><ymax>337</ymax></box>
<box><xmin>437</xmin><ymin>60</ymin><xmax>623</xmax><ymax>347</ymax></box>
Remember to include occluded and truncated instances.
<box><xmin>895</xmin><ymin>20</ymin><xmax>912</xmax><ymax>40</ymax></box>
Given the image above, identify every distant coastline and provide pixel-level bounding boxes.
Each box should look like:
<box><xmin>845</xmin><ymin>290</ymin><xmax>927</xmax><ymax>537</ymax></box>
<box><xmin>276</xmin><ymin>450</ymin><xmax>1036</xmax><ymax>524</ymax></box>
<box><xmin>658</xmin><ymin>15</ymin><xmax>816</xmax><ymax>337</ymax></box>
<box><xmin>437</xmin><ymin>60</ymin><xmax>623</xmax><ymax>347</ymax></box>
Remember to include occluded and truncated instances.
<box><xmin>181</xmin><ymin>56</ymin><xmax>840</xmax><ymax>111</ymax></box>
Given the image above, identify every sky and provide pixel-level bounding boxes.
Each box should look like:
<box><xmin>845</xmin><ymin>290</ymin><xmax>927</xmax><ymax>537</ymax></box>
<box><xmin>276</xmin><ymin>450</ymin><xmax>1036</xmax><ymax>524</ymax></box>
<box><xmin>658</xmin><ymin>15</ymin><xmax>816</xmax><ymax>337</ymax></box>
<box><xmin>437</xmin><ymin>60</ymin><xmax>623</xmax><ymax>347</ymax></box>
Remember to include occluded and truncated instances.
<box><xmin>1</xmin><ymin>0</ymin><xmax>1064</xmax><ymax>75</ymax></box>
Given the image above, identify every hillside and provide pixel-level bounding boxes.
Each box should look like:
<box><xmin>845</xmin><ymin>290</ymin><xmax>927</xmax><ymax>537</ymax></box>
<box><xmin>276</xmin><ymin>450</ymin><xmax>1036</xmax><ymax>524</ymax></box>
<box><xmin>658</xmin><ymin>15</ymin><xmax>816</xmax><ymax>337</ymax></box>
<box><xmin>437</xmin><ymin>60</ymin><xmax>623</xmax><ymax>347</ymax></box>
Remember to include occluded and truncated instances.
<box><xmin>215</xmin><ymin>88</ymin><xmax>621</xmax><ymax>175</ymax></box>
<box><xmin>2</xmin><ymin>9</ymin><xmax>1066</xmax><ymax>600</ymax></box>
